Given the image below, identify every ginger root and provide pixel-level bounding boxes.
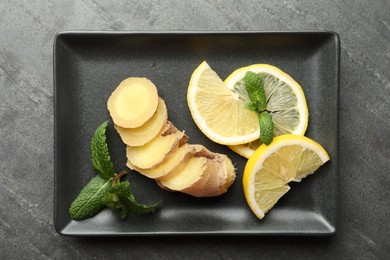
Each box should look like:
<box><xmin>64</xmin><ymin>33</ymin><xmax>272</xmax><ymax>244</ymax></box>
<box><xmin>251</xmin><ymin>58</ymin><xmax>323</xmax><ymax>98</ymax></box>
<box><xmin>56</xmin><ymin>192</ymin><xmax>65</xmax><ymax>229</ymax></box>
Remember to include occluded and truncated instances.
<box><xmin>108</xmin><ymin>77</ymin><xmax>236</xmax><ymax>197</ymax></box>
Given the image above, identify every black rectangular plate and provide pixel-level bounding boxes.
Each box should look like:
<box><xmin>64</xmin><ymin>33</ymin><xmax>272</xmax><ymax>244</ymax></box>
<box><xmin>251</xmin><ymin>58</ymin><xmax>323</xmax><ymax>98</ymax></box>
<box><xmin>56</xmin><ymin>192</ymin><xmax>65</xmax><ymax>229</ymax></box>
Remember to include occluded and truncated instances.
<box><xmin>54</xmin><ymin>31</ymin><xmax>339</xmax><ymax>236</ymax></box>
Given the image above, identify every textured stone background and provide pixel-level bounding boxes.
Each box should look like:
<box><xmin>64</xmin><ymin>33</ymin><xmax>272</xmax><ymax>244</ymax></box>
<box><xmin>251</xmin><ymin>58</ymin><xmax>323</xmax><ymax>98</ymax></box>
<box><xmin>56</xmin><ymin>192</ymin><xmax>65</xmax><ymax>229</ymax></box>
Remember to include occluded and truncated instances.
<box><xmin>0</xmin><ymin>0</ymin><xmax>389</xmax><ymax>259</ymax></box>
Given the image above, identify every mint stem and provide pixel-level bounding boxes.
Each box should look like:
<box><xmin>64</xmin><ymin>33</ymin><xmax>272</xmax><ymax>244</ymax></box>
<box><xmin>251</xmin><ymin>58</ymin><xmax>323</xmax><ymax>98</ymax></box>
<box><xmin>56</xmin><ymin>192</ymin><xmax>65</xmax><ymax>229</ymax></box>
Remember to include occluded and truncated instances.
<box><xmin>113</xmin><ymin>170</ymin><xmax>127</xmax><ymax>184</ymax></box>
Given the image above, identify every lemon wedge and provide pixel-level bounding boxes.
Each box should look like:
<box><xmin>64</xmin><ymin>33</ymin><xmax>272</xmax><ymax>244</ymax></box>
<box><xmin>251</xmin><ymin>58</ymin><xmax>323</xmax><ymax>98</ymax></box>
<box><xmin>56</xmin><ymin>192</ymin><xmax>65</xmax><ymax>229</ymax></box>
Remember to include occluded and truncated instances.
<box><xmin>243</xmin><ymin>134</ymin><xmax>329</xmax><ymax>219</ymax></box>
<box><xmin>187</xmin><ymin>61</ymin><xmax>260</xmax><ymax>145</ymax></box>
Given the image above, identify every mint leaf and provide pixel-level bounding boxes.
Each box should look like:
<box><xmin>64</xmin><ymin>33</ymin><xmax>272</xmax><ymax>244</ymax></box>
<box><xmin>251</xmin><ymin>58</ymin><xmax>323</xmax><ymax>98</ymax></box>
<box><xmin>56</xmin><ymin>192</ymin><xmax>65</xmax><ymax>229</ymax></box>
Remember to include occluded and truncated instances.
<box><xmin>243</xmin><ymin>71</ymin><xmax>266</xmax><ymax>112</ymax></box>
<box><xmin>125</xmin><ymin>194</ymin><xmax>161</xmax><ymax>215</ymax></box>
<box><xmin>259</xmin><ymin>111</ymin><xmax>274</xmax><ymax>145</ymax></box>
<box><xmin>109</xmin><ymin>179</ymin><xmax>133</xmax><ymax>197</ymax></box>
<box><xmin>103</xmin><ymin>180</ymin><xmax>161</xmax><ymax>219</ymax></box>
<box><xmin>69</xmin><ymin>175</ymin><xmax>112</xmax><ymax>220</ymax></box>
<box><xmin>244</xmin><ymin>71</ymin><xmax>274</xmax><ymax>144</ymax></box>
<box><xmin>102</xmin><ymin>191</ymin><xmax>128</xmax><ymax>219</ymax></box>
<box><xmin>91</xmin><ymin>121</ymin><xmax>115</xmax><ymax>180</ymax></box>
<box><xmin>244</xmin><ymin>102</ymin><xmax>258</xmax><ymax>112</ymax></box>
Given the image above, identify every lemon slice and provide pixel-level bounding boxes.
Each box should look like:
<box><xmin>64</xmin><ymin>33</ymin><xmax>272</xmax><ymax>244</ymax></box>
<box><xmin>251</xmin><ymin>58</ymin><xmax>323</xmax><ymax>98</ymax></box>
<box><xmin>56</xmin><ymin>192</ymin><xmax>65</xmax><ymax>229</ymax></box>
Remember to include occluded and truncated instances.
<box><xmin>243</xmin><ymin>134</ymin><xmax>329</xmax><ymax>219</ymax></box>
<box><xmin>225</xmin><ymin>64</ymin><xmax>309</xmax><ymax>158</ymax></box>
<box><xmin>187</xmin><ymin>61</ymin><xmax>259</xmax><ymax>145</ymax></box>
<box><xmin>228</xmin><ymin>139</ymin><xmax>262</xmax><ymax>159</ymax></box>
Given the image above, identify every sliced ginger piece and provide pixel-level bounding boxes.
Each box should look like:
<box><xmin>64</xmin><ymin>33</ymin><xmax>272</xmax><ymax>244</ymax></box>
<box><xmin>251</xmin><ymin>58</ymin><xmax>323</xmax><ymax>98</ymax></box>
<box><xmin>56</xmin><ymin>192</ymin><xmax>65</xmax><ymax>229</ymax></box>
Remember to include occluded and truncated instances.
<box><xmin>126</xmin><ymin>122</ymin><xmax>187</xmax><ymax>169</ymax></box>
<box><xmin>180</xmin><ymin>159</ymin><xmax>215</xmax><ymax>197</ymax></box>
<box><xmin>115</xmin><ymin>98</ymin><xmax>168</xmax><ymax>146</ymax></box>
<box><xmin>127</xmin><ymin>143</ymin><xmax>199</xmax><ymax>180</ymax></box>
<box><xmin>157</xmin><ymin>145</ymin><xmax>236</xmax><ymax>197</ymax></box>
<box><xmin>203</xmin><ymin>153</ymin><xmax>236</xmax><ymax>196</ymax></box>
<box><xmin>192</xmin><ymin>160</ymin><xmax>220</xmax><ymax>197</ymax></box>
<box><xmin>107</xmin><ymin>77</ymin><xmax>159</xmax><ymax>128</ymax></box>
<box><xmin>184</xmin><ymin>146</ymin><xmax>235</xmax><ymax>197</ymax></box>
<box><xmin>157</xmin><ymin>156</ymin><xmax>208</xmax><ymax>194</ymax></box>
<box><xmin>193</xmin><ymin>153</ymin><xmax>223</xmax><ymax>197</ymax></box>
<box><xmin>196</xmin><ymin>147</ymin><xmax>236</xmax><ymax>196</ymax></box>
<box><xmin>220</xmin><ymin>156</ymin><xmax>236</xmax><ymax>194</ymax></box>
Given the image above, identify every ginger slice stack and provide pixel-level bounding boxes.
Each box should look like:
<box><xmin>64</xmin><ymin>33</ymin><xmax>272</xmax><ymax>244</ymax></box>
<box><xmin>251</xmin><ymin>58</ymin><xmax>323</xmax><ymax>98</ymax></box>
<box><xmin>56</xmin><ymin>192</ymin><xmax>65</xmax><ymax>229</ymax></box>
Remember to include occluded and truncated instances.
<box><xmin>107</xmin><ymin>77</ymin><xmax>236</xmax><ymax>197</ymax></box>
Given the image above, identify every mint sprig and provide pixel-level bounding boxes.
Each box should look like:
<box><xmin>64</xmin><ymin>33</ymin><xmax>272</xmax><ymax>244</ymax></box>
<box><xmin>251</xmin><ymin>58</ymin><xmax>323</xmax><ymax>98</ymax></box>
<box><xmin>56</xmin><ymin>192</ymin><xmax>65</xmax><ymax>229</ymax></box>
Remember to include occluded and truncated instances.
<box><xmin>69</xmin><ymin>121</ymin><xmax>161</xmax><ymax>220</ymax></box>
<box><xmin>243</xmin><ymin>71</ymin><xmax>274</xmax><ymax>145</ymax></box>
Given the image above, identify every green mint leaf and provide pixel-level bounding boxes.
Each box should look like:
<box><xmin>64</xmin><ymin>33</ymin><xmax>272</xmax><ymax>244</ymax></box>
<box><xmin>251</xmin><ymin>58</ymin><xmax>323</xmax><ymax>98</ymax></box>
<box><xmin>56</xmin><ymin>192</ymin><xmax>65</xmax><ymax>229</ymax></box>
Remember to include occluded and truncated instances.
<box><xmin>103</xmin><ymin>180</ymin><xmax>161</xmax><ymax>219</ymax></box>
<box><xmin>112</xmin><ymin>181</ymin><xmax>161</xmax><ymax>215</ymax></box>
<box><xmin>259</xmin><ymin>111</ymin><xmax>274</xmax><ymax>145</ymax></box>
<box><xmin>243</xmin><ymin>71</ymin><xmax>267</xmax><ymax>112</ymax></box>
<box><xmin>102</xmin><ymin>191</ymin><xmax>128</xmax><ymax>219</ymax></box>
<box><xmin>109</xmin><ymin>179</ymin><xmax>132</xmax><ymax>197</ymax></box>
<box><xmin>91</xmin><ymin>121</ymin><xmax>115</xmax><ymax>180</ymax></box>
<box><xmin>244</xmin><ymin>102</ymin><xmax>259</xmax><ymax>112</ymax></box>
<box><xmin>69</xmin><ymin>176</ymin><xmax>112</xmax><ymax>220</ymax></box>
<box><xmin>244</xmin><ymin>72</ymin><xmax>274</xmax><ymax>144</ymax></box>
<box><xmin>125</xmin><ymin>194</ymin><xmax>161</xmax><ymax>215</ymax></box>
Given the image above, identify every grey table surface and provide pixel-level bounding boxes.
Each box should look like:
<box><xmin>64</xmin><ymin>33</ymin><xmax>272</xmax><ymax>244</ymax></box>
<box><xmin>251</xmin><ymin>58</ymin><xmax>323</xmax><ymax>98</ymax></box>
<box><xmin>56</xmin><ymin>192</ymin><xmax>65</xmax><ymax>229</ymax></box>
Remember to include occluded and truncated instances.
<box><xmin>1</xmin><ymin>0</ymin><xmax>389</xmax><ymax>259</ymax></box>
